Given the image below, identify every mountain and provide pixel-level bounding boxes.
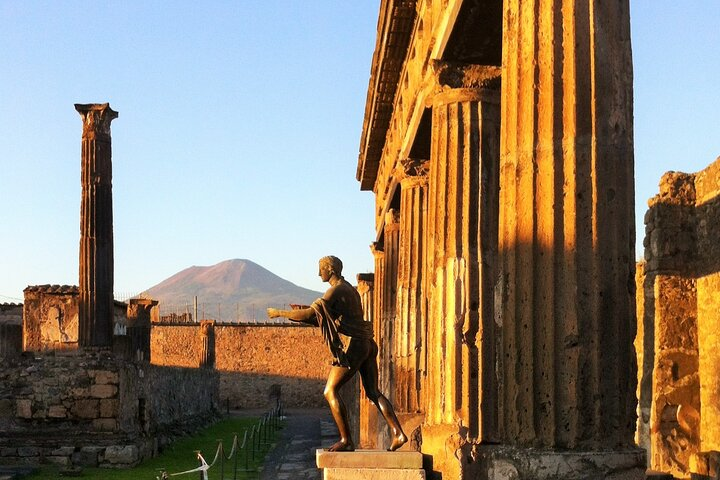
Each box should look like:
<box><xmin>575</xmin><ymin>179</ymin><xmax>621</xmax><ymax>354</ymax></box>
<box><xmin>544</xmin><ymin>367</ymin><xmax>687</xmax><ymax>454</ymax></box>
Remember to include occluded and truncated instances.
<box><xmin>142</xmin><ymin>259</ymin><xmax>322</xmax><ymax>320</ymax></box>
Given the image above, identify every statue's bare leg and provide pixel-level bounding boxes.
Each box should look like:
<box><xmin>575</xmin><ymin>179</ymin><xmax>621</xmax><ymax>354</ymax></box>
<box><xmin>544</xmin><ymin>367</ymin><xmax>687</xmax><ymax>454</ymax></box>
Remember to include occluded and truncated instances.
<box><xmin>359</xmin><ymin>345</ymin><xmax>407</xmax><ymax>451</ymax></box>
<box><xmin>324</xmin><ymin>365</ymin><xmax>357</xmax><ymax>452</ymax></box>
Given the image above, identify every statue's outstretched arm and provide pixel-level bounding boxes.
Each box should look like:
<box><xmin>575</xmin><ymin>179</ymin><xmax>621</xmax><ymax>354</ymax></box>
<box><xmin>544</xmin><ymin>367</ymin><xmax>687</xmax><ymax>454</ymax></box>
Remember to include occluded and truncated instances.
<box><xmin>267</xmin><ymin>306</ymin><xmax>316</xmax><ymax>324</ymax></box>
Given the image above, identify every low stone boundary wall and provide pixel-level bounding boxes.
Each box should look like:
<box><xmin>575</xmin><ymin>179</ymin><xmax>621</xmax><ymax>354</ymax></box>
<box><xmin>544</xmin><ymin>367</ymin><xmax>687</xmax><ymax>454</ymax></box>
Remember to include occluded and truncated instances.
<box><xmin>0</xmin><ymin>349</ymin><xmax>219</xmax><ymax>468</ymax></box>
<box><xmin>151</xmin><ymin>324</ymin><xmax>333</xmax><ymax>408</ymax></box>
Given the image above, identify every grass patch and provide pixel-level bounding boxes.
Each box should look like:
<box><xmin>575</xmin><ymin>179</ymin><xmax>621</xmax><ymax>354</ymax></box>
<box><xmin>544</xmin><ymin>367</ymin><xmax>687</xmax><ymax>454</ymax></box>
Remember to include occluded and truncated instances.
<box><xmin>24</xmin><ymin>416</ymin><xmax>280</xmax><ymax>480</ymax></box>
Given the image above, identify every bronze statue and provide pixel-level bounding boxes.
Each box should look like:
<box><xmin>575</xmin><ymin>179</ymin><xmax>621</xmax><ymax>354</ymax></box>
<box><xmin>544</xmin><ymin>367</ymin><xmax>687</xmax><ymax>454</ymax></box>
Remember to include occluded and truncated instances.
<box><xmin>267</xmin><ymin>256</ymin><xmax>407</xmax><ymax>452</ymax></box>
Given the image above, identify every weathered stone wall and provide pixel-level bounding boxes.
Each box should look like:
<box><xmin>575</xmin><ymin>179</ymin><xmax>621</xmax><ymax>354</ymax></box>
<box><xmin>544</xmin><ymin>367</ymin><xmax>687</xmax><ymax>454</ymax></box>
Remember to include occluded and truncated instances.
<box><xmin>0</xmin><ymin>350</ymin><xmax>218</xmax><ymax>468</ymax></box>
<box><xmin>640</xmin><ymin>156</ymin><xmax>720</xmax><ymax>477</ymax></box>
<box><xmin>22</xmin><ymin>286</ymin><xmax>127</xmax><ymax>353</ymax></box>
<box><xmin>151</xmin><ymin>324</ymin><xmax>333</xmax><ymax>408</ymax></box>
<box><xmin>0</xmin><ymin>303</ymin><xmax>22</xmax><ymax>325</ymax></box>
<box><xmin>23</xmin><ymin>286</ymin><xmax>80</xmax><ymax>352</ymax></box>
<box><xmin>0</xmin><ymin>303</ymin><xmax>22</xmax><ymax>358</ymax></box>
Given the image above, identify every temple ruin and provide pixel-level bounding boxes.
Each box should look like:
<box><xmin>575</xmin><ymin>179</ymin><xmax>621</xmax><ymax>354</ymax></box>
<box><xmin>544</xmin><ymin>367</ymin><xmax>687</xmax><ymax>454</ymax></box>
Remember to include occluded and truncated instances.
<box><xmin>637</xmin><ymin>156</ymin><xmax>720</xmax><ymax>478</ymax></box>
<box><xmin>356</xmin><ymin>0</ymin><xmax>642</xmax><ymax>478</ymax></box>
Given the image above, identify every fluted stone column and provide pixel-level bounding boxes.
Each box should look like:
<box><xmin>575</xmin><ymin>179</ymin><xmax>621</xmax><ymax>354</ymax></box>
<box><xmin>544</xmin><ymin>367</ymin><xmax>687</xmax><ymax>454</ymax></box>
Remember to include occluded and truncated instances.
<box><xmin>379</xmin><ymin>210</ymin><xmax>400</xmax><ymax>398</ymax></box>
<box><xmin>495</xmin><ymin>1</ymin><xmax>642</xmax><ymax>475</ymax></box>
<box><xmin>357</xmin><ymin>273</ymin><xmax>376</xmax><ymax>448</ymax></box>
<box><xmin>357</xmin><ymin>273</ymin><xmax>375</xmax><ymax>323</ymax></box>
<box><xmin>423</xmin><ymin>73</ymin><xmax>501</xmax><ymax>476</ymax></box>
<box><xmin>395</xmin><ymin>160</ymin><xmax>428</xmax><ymax>416</ymax></box>
<box><xmin>362</xmin><ymin>244</ymin><xmax>385</xmax><ymax>448</ymax></box>
<box><xmin>76</xmin><ymin>103</ymin><xmax>118</xmax><ymax>348</ymax></box>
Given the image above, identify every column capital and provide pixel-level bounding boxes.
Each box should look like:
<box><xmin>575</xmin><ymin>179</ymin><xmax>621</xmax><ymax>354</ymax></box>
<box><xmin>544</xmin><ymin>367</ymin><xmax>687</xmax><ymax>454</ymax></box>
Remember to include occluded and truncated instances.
<box><xmin>370</xmin><ymin>242</ymin><xmax>384</xmax><ymax>258</ymax></box>
<box><xmin>356</xmin><ymin>273</ymin><xmax>375</xmax><ymax>289</ymax></box>
<box><xmin>398</xmin><ymin>158</ymin><xmax>429</xmax><ymax>188</ymax></box>
<box><xmin>385</xmin><ymin>208</ymin><xmax>400</xmax><ymax>227</ymax></box>
<box><xmin>428</xmin><ymin>61</ymin><xmax>501</xmax><ymax>107</ymax></box>
<box><xmin>431</xmin><ymin>60</ymin><xmax>501</xmax><ymax>89</ymax></box>
<box><xmin>75</xmin><ymin>103</ymin><xmax>118</xmax><ymax>140</ymax></box>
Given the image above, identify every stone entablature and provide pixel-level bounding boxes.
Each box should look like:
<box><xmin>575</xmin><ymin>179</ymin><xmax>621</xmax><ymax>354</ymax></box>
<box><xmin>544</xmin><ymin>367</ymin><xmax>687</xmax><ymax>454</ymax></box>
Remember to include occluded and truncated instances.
<box><xmin>639</xmin><ymin>156</ymin><xmax>720</xmax><ymax>477</ymax></box>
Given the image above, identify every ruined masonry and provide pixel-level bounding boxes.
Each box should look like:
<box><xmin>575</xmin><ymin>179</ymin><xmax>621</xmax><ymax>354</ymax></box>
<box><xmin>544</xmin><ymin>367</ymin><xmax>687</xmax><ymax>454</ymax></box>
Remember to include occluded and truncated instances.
<box><xmin>0</xmin><ymin>104</ymin><xmax>219</xmax><ymax>469</ymax></box>
<box><xmin>638</xmin><ymin>156</ymin><xmax>720</xmax><ymax>478</ymax></box>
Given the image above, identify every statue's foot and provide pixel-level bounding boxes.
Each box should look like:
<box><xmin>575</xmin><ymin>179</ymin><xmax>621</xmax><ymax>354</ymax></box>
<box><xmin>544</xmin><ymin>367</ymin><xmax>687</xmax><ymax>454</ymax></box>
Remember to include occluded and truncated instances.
<box><xmin>388</xmin><ymin>432</ymin><xmax>408</xmax><ymax>451</ymax></box>
<box><xmin>328</xmin><ymin>440</ymin><xmax>355</xmax><ymax>452</ymax></box>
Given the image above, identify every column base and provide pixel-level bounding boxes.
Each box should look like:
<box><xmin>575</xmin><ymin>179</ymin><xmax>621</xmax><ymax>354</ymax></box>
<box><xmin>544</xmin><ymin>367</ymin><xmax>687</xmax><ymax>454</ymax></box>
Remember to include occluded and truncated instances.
<box><xmin>421</xmin><ymin>424</ymin><xmax>646</xmax><ymax>479</ymax></box>
<box><xmin>475</xmin><ymin>445</ymin><xmax>646</xmax><ymax>480</ymax></box>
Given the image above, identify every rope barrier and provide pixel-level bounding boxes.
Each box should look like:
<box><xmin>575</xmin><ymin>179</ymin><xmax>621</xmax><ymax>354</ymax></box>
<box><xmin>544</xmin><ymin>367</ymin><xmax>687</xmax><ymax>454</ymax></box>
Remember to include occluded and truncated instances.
<box><xmin>156</xmin><ymin>404</ymin><xmax>283</xmax><ymax>480</ymax></box>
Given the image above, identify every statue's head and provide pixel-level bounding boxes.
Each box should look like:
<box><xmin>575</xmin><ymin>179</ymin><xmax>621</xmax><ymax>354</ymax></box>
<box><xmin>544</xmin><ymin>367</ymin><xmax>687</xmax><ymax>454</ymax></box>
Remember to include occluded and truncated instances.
<box><xmin>319</xmin><ymin>255</ymin><xmax>343</xmax><ymax>277</ymax></box>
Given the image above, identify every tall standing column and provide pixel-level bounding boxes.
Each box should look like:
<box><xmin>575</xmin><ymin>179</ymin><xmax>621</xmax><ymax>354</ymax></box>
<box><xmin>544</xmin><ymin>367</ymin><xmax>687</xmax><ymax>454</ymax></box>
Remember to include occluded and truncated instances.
<box><xmin>423</xmin><ymin>67</ymin><xmax>501</xmax><ymax>479</ymax></box>
<box><xmin>497</xmin><ymin>0</ymin><xmax>640</xmax><ymax>468</ymax></box>
<box><xmin>379</xmin><ymin>209</ymin><xmax>400</xmax><ymax>447</ymax></box>
<box><xmin>76</xmin><ymin>103</ymin><xmax>118</xmax><ymax>347</ymax></box>
<box><xmin>395</xmin><ymin>160</ymin><xmax>428</xmax><ymax>416</ymax></box>
<box><xmin>357</xmin><ymin>273</ymin><xmax>376</xmax><ymax>448</ymax></box>
<box><xmin>361</xmin><ymin>244</ymin><xmax>385</xmax><ymax>448</ymax></box>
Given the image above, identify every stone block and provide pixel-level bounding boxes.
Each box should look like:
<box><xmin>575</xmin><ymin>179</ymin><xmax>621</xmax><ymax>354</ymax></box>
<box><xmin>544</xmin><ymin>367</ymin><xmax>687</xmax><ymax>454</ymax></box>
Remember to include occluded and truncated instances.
<box><xmin>90</xmin><ymin>384</ymin><xmax>117</xmax><ymax>399</ymax></box>
<box><xmin>99</xmin><ymin>398</ymin><xmax>118</xmax><ymax>417</ymax></box>
<box><xmin>92</xmin><ymin>418</ymin><xmax>117</xmax><ymax>431</ymax></box>
<box><xmin>691</xmin><ymin>451</ymin><xmax>720</xmax><ymax>478</ymax></box>
<box><xmin>16</xmin><ymin>447</ymin><xmax>40</xmax><ymax>457</ymax></box>
<box><xmin>70</xmin><ymin>387</ymin><xmax>89</xmax><ymax>397</ymax></box>
<box><xmin>323</xmin><ymin>467</ymin><xmax>425</xmax><ymax>480</ymax></box>
<box><xmin>104</xmin><ymin>445</ymin><xmax>139</xmax><ymax>465</ymax></box>
<box><xmin>45</xmin><ymin>456</ymin><xmax>71</xmax><ymax>466</ymax></box>
<box><xmin>0</xmin><ymin>399</ymin><xmax>13</xmax><ymax>418</ymax></box>
<box><xmin>0</xmin><ymin>447</ymin><xmax>17</xmax><ymax>456</ymax></box>
<box><xmin>92</xmin><ymin>370</ymin><xmax>119</xmax><ymax>385</ymax></box>
<box><xmin>316</xmin><ymin>449</ymin><xmax>423</xmax><ymax>469</ymax></box>
<box><xmin>47</xmin><ymin>405</ymin><xmax>67</xmax><ymax>418</ymax></box>
<box><xmin>477</xmin><ymin>446</ymin><xmax>646</xmax><ymax>480</ymax></box>
<box><xmin>16</xmin><ymin>399</ymin><xmax>31</xmax><ymax>418</ymax></box>
<box><xmin>71</xmin><ymin>399</ymin><xmax>99</xmax><ymax>418</ymax></box>
<box><xmin>646</xmin><ymin>470</ymin><xmax>674</xmax><ymax>480</ymax></box>
<box><xmin>51</xmin><ymin>446</ymin><xmax>75</xmax><ymax>456</ymax></box>
<box><xmin>74</xmin><ymin>446</ymin><xmax>103</xmax><ymax>467</ymax></box>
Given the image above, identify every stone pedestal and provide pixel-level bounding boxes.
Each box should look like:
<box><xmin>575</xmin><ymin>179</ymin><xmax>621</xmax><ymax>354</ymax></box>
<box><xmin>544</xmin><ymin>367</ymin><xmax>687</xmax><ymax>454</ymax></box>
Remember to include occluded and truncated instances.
<box><xmin>316</xmin><ymin>449</ymin><xmax>425</xmax><ymax>480</ymax></box>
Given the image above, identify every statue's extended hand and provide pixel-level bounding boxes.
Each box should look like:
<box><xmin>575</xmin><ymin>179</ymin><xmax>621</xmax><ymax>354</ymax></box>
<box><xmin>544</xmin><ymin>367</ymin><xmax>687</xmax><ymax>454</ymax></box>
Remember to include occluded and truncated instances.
<box><xmin>267</xmin><ymin>308</ymin><xmax>279</xmax><ymax>319</ymax></box>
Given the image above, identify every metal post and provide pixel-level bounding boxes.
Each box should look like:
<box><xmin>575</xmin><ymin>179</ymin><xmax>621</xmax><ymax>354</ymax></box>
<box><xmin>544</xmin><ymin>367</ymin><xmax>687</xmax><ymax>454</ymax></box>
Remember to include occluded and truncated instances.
<box><xmin>194</xmin><ymin>451</ymin><xmax>202</xmax><ymax>480</ymax></box>
<box><xmin>218</xmin><ymin>440</ymin><xmax>224</xmax><ymax>480</ymax></box>
<box><xmin>233</xmin><ymin>433</ymin><xmax>239</xmax><ymax>480</ymax></box>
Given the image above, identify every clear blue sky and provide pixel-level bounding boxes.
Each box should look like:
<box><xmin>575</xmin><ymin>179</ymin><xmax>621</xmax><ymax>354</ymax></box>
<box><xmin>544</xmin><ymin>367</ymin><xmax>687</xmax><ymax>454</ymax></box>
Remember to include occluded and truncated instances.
<box><xmin>1</xmin><ymin>2</ymin><xmax>719</xmax><ymax>302</ymax></box>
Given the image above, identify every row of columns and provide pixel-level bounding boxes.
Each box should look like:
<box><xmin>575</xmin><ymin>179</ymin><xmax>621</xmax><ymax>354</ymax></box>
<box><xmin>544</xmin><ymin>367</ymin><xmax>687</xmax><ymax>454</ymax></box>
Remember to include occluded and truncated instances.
<box><xmin>363</xmin><ymin>1</ymin><xmax>639</xmax><ymax>475</ymax></box>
